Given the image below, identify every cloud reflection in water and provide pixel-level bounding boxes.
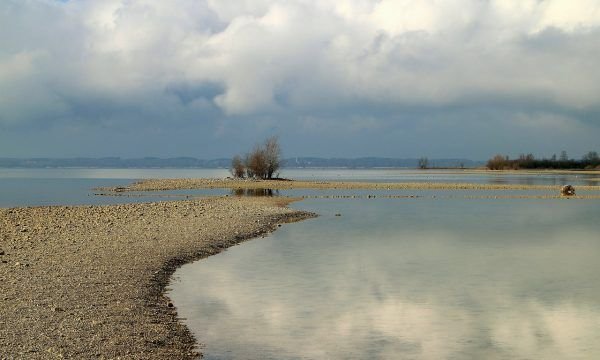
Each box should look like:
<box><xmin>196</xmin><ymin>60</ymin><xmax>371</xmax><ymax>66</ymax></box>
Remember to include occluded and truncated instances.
<box><xmin>170</xmin><ymin>198</ymin><xmax>600</xmax><ymax>359</ymax></box>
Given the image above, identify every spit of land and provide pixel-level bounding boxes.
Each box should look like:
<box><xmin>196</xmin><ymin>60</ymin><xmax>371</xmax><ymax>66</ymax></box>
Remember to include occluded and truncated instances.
<box><xmin>0</xmin><ymin>196</ymin><xmax>314</xmax><ymax>359</ymax></box>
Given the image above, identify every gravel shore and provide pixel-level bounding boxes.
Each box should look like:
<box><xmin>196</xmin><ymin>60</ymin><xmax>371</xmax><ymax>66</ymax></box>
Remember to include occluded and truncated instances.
<box><xmin>0</xmin><ymin>197</ymin><xmax>315</xmax><ymax>359</ymax></box>
<box><xmin>99</xmin><ymin>178</ymin><xmax>600</xmax><ymax>192</ymax></box>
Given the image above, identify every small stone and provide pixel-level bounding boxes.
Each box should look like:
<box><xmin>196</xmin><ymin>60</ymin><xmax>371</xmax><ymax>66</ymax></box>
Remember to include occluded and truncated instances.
<box><xmin>0</xmin><ymin>249</ymin><xmax>4</xmax><ymax>255</ymax></box>
<box><xmin>167</xmin><ymin>302</ymin><xmax>174</xmax><ymax>308</ymax></box>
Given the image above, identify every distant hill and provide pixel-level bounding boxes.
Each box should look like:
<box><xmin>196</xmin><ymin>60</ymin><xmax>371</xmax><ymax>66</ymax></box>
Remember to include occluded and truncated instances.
<box><xmin>0</xmin><ymin>157</ymin><xmax>483</xmax><ymax>169</ymax></box>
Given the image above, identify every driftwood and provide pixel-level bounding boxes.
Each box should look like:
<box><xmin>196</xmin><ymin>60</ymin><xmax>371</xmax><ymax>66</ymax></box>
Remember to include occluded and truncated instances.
<box><xmin>560</xmin><ymin>185</ymin><xmax>575</xmax><ymax>196</ymax></box>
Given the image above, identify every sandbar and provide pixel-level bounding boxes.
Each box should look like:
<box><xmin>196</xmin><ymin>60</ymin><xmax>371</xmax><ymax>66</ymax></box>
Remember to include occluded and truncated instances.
<box><xmin>100</xmin><ymin>178</ymin><xmax>600</xmax><ymax>192</ymax></box>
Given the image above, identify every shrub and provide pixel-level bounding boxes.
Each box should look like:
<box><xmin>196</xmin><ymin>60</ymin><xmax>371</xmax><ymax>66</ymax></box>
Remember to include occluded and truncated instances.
<box><xmin>487</xmin><ymin>154</ymin><xmax>509</xmax><ymax>170</ymax></box>
<box><xmin>263</xmin><ymin>136</ymin><xmax>281</xmax><ymax>179</ymax></box>
<box><xmin>231</xmin><ymin>155</ymin><xmax>246</xmax><ymax>178</ymax></box>
<box><xmin>233</xmin><ymin>137</ymin><xmax>282</xmax><ymax>180</ymax></box>
<box><xmin>246</xmin><ymin>145</ymin><xmax>268</xmax><ymax>179</ymax></box>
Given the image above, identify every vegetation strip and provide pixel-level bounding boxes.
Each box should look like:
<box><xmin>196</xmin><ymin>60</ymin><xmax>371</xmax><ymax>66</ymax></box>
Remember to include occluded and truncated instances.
<box><xmin>0</xmin><ymin>197</ymin><xmax>315</xmax><ymax>359</ymax></box>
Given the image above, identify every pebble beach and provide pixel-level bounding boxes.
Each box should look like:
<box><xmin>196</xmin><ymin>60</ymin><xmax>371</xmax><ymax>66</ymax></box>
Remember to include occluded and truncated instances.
<box><xmin>0</xmin><ymin>196</ymin><xmax>314</xmax><ymax>359</ymax></box>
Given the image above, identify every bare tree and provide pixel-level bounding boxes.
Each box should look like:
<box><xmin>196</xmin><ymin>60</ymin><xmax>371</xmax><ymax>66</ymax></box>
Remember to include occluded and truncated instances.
<box><xmin>582</xmin><ymin>151</ymin><xmax>599</xmax><ymax>162</ymax></box>
<box><xmin>244</xmin><ymin>153</ymin><xmax>255</xmax><ymax>178</ymax></box>
<box><xmin>263</xmin><ymin>136</ymin><xmax>282</xmax><ymax>179</ymax></box>
<box><xmin>246</xmin><ymin>145</ymin><xmax>268</xmax><ymax>179</ymax></box>
<box><xmin>559</xmin><ymin>150</ymin><xmax>568</xmax><ymax>161</ymax></box>
<box><xmin>418</xmin><ymin>157</ymin><xmax>429</xmax><ymax>169</ymax></box>
<box><xmin>232</xmin><ymin>136</ymin><xmax>283</xmax><ymax>180</ymax></box>
<box><xmin>231</xmin><ymin>155</ymin><xmax>245</xmax><ymax>178</ymax></box>
<box><xmin>487</xmin><ymin>154</ymin><xmax>509</xmax><ymax>170</ymax></box>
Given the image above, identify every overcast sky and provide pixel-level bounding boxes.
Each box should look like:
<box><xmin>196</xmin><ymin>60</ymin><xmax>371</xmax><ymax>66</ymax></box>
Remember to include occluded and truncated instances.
<box><xmin>1</xmin><ymin>0</ymin><xmax>599</xmax><ymax>159</ymax></box>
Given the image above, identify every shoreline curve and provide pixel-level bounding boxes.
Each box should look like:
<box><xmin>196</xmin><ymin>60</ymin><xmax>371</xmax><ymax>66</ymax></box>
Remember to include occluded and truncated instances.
<box><xmin>0</xmin><ymin>196</ymin><xmax>316</xmax><ymax>359</ymax></box>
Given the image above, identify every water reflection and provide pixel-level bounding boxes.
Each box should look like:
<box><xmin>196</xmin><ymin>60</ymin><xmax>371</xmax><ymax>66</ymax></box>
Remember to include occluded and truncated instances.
<box><xmin>170</xmin><ymin>198</ymin><xmax>600</xmax><ymax>359</ymax></box>
<box><xmin>231</xmin><ymin>188</ymin><xmax>279</xmax><ymax>197</ymax></box>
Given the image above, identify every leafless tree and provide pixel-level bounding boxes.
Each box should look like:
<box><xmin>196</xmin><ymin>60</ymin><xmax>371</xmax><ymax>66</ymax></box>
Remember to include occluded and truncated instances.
<box><xmin>246</xmin><ymin>145</ymin><xmax>268</xmax><ymax>179</ymax></box>
<box><xmin>487</xmin><ymin>154</ymin><xmax>509</xmax><ymax>170</ymax></box>
<box><xmin>231</xmin><ymin>155</ymin><xmax>246</xmax><ymax>178</ymax></box>
<box><xmin>232</xmin><ymin>136</ymin><xmax>283</xmax><ymax>180</ymax></box>
<box><xmin>560</xmin><ymin>150</ymin><xmax>569</xmax><ymax>161</ymax></box>
<box><xmin>582</xmin><ymin>151</ymin><xmax>599</xmax><ymax>162</ymax></box>
<box><xmin>244</xmin><ymin>153</ymin><xmax>255</xmax><ymax>178</ymax></box>
<box><xmin>263</xmin><ymin>136</ymin><xmax>281</xmax><ymax>179</ymax></box>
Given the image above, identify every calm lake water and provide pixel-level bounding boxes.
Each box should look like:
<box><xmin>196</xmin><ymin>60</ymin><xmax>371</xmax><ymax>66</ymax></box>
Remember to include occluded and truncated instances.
<box><xmin>0</xmin><ymin>169</ymin><xmax>230</xmax><ymax>207</ymax></box>
<box><xmin>1</xmin><ymin>168</ymin><xmax>598</xmax><ymax>207</ymax></box>
<box><xmin>170</xmin><ymin>196</ymin><xmax>600</xmax><ymax>360</ymax></box>
<box><xmin>2</xmin><ymin>168</ymin><xmax>600</xmax><ymax>358</ymax></box>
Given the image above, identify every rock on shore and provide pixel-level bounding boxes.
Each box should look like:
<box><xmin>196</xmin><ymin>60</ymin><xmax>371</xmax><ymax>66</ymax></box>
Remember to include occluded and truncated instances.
<box><xmin>0</xmin><ymin>196</ymin><xmax>314</xmax><ymax>359</ymax></box>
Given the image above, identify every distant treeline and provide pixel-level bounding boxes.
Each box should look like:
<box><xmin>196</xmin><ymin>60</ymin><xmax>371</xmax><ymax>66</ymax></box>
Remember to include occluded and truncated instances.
<box><xmin>487</xmin><ymin>151</ymin><xmax>600</xmax><ymax>170</ymax></box>
<box><xmin>0</xmin><ymin>157</ymin><xmax>482</xmax><ymax>169</ymax></box>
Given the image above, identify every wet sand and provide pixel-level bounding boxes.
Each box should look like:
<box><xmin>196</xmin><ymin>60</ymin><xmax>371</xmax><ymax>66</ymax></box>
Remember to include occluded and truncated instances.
<box><xmin>0</xmin><ymin>197</ymin><xmax>315</xmax><ymax>359</ymax></box>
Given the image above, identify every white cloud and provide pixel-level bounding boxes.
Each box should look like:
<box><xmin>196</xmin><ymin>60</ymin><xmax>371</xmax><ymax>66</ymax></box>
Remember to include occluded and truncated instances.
<box><xmin>537</xmin><ymin>0</ymin><xmax>600</xmax><ymax>32</ymax></box>
<box><xmin>1</xmin><ymin>0</ymin><xmax>599</xmax><ymax>123</ymax></box>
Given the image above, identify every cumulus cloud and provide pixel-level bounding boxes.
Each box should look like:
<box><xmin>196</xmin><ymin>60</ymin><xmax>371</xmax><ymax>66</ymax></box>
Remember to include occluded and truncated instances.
<box><xmin>0</xmin><ymin>0</ymin><xmax>599</xmax><ymax>156</ymax></box>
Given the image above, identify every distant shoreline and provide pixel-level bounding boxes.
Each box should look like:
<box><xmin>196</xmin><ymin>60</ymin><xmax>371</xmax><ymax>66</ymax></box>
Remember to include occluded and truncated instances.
<box><xmin>2</xmin><ymin>166</ymin><xmax>599</xmax><ymax>174</ymax></box>
<box><xmin>0</xmin><ymin>157</ymin><xmax>483</xmax><ymax>169</ymax></box>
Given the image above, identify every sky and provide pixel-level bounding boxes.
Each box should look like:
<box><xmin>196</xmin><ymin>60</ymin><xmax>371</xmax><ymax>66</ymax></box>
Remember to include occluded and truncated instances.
<box><xmin>1</xmin><ymin>0</ymin><xmax>599</xmax><ymax>160</ymax></box>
